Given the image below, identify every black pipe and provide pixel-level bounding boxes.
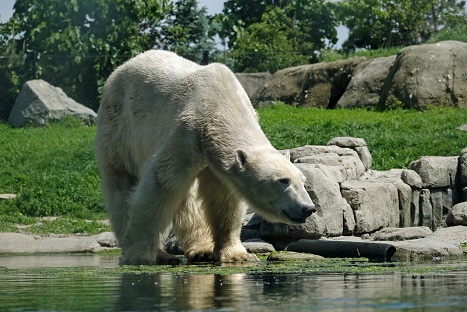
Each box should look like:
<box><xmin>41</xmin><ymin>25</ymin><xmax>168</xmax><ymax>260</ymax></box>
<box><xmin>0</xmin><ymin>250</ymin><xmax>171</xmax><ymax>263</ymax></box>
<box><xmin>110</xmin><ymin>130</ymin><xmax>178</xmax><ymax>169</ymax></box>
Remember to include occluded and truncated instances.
<box><xmin>286</xmin><ymin>239</ymin><xmax>396</xmax><ymax>261</ymax></box>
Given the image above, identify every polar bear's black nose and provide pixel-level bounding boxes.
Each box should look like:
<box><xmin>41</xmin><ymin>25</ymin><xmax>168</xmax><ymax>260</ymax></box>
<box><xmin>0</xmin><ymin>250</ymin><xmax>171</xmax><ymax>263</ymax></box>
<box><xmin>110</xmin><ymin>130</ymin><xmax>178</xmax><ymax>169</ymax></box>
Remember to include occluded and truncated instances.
<box><xmin>302</xmin><ymin>205</ymin><xmax>316</xmax><ymax>217</ymax></box>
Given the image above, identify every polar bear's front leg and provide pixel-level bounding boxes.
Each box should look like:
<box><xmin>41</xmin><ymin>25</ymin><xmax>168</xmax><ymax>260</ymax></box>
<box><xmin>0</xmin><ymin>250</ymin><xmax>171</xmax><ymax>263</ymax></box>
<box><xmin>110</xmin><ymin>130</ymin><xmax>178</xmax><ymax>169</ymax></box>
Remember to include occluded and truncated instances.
<box><xmin>198</xmin><ymin>169</ymin><xmax>259</xmax><ymax>263</ymax></box>
<box><xmin>120</xmin><ymin>152</ymin><xmax>200</xmax><ymax>266</ymax></box>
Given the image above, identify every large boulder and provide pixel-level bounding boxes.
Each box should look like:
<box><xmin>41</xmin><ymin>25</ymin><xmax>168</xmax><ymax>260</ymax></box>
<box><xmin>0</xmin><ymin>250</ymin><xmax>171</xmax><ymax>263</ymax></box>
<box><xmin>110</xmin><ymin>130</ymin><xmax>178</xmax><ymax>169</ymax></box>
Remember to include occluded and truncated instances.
<box><xmin>378</xmin><ymin>40</ymin><xmax>467</xmax><ymax>109</ymax></box>
<box><xmin>235</xmin><ymin>73</ymin><xmax>271</xmax><ymax>101</ymax></box>
<box><xmin>253</xmin><ymin>65</ymin><xmax>312</xmax><ymax>107</ymax></box>
<box><xmin>336</xmin><ymin>55</ymin><xmax>396</xmax><ymax>108</ymax></box>
<box><xmin>296</xmin><ymin>57</ymin><xmax>364</xmax><ymax>108</ymax></box>
<box><xmin>8</xmin><ymin>79</ymin><xmax>97</xmax><ymax>128</ymax></box>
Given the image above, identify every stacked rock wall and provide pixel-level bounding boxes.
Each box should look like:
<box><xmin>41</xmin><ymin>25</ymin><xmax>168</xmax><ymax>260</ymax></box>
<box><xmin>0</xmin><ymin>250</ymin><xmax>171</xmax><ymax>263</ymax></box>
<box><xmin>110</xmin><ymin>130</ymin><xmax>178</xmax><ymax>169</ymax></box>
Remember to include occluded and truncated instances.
<box><xmin>245</xmin><ymin>137</ymin><xmax>467</xmax><ymax>248</ymax></box>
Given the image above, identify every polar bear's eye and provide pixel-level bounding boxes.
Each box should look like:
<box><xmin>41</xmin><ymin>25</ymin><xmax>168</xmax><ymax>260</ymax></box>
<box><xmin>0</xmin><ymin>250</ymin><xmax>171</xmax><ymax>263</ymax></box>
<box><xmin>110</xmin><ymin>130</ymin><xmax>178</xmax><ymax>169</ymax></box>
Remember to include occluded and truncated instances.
<box><xmin>278</xmin><ymin>178</ymin><xmax>291</xmax><ymax>186</ymax></box>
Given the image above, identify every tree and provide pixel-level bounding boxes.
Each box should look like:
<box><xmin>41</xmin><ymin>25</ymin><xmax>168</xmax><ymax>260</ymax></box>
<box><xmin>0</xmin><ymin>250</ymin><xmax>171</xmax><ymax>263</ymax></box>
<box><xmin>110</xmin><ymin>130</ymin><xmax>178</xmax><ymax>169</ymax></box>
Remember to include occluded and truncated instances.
<box><xmin>0</xmin><ymin>0</ymin><xmax>170</xmax><ymax>111</ymax></box>
<box><xmin>160</xmin><ymin>0</ymin><xmax>220</xmax><ymax>64</ymax></box>
<box><xmin>225</xmin><ymin>0</ymin><xmax>338</xmax><ymax>72</ymax></box>
<box><xmin>229</xmin><ymin>6</ymin><xmax>308</xmax><ymax>73</ymax></box>
<box><xmin>337</xmin><ymin>0</ymin><xmax>466</xmax><ymax>51</ymax></box>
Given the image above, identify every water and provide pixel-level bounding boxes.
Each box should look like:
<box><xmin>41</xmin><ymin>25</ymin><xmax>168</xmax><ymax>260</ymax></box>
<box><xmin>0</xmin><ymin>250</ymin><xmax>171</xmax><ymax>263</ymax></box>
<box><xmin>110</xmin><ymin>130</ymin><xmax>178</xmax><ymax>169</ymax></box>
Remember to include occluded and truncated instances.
<box><xmin>0</xmin><ymin>255</ymin><xmax>466</xmax><ymax>311</ymax></box>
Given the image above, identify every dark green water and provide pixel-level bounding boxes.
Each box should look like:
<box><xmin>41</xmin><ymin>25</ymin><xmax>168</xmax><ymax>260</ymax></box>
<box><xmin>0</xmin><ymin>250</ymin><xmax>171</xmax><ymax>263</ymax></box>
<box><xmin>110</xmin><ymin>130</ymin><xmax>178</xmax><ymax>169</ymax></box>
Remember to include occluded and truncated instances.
<box><xmin>0</xmin><ymin>255</ymin><xmax>466</xmax><ymax>311</ymax></box>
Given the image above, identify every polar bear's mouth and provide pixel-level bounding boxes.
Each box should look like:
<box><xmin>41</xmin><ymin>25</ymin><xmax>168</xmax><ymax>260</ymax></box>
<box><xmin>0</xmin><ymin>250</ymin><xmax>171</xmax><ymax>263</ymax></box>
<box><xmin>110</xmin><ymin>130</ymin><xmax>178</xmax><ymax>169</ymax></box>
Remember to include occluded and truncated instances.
<box><xmin>282</xmin><ymin>210</ymin><xmax>308</xmax><ymax>224</ymax></box>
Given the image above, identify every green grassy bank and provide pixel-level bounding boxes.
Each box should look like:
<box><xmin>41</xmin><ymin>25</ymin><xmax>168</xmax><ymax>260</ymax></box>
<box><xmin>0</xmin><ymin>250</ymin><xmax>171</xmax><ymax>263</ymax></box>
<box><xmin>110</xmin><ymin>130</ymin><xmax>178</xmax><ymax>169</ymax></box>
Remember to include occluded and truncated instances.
<box><xmin>0</xmin><ymin>106</ymin><xmax>466</xmax><ymax>234</ymax></box>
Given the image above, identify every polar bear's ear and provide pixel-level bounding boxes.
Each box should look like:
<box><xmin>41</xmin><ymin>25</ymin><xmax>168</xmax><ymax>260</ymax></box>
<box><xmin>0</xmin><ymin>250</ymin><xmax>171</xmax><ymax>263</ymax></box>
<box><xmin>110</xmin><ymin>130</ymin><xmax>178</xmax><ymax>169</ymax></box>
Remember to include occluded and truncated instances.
<box><xmin>235</xmin><ymin>149</ymin><xmax>248</xmax><ymax>169</ymax></box>
<box><xmin>284</xmin><ymin>150</ymin><xmax>291</xmax><ymax>162</ymax></box>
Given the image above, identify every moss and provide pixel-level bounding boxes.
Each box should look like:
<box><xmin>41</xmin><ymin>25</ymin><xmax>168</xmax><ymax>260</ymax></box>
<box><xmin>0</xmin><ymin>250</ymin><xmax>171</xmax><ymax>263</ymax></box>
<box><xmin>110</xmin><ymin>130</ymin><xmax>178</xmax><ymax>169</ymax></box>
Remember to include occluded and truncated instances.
<box><xmin>1</xmin><ymin>257</ymin><xmax>465</xmax><ymax>277</ymax></box>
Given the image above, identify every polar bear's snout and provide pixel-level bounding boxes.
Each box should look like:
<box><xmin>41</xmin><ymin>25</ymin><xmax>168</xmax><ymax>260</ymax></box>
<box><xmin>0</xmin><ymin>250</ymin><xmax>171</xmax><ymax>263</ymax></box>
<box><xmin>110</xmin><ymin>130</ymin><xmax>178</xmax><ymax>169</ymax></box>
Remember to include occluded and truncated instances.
<box><xmin>283</xmin><ymin>203</ymin><xmax>316</xmax><ymax>224</ymax></box>
<box><xmin>302</xmin><ymin>204</ymin><xmax>317</xmax><ymax>217</ymax></box>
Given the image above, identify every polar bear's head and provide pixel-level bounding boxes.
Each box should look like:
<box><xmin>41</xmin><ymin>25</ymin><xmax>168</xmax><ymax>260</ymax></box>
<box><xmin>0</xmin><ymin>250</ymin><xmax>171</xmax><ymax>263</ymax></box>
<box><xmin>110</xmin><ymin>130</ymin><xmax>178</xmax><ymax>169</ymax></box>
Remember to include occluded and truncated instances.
<box><xmin>230</xmin><ymin>148</ymin><xmax>316</xmax><ymax>224</ymax></box>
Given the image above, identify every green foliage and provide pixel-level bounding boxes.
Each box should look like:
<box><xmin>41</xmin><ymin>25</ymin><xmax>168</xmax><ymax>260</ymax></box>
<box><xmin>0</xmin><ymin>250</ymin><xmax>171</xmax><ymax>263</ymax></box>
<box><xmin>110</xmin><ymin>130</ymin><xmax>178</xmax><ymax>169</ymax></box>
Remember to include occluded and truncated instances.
<box><xmin>336</xmin><ymin>0</ymin><xmax>466</xmax><ymax>51</ymax></box>
<box><xmin>160</xmin><ymin>0</ymin><xmax>220</xmax><ymax>64</ymax></box>
<box><xmin>221</xmin><ymin>0</ymin><xmax>338</xmax><ymax>72</ymax></box>
<box><xmin>427</xmin><ymin>23</ymin><xmax>467</xmax><ymax>43</ymax></box>
<box><xmin>0</xmin><ymin>0</ymin><xmax>171</xmax><ymax>113</ymax></box>
<box><xmin>258</xmin><ymin>103</ymin><xmax>467</xmax><ymax>170</ymax></box>
<box><xmin>318</xmin><ymin>46</ymin><xmax>401</xmax><ymax>62</ymax></box>
<box><xmin>229</xmin><ymin>6</ymin><xmax>309</xmax><ymax>73</ymax></box>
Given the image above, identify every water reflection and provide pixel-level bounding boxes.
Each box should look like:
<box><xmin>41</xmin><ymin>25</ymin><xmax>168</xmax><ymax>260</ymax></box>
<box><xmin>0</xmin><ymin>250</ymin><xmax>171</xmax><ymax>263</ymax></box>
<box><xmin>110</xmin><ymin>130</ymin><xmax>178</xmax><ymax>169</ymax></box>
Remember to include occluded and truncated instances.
<box><xmin>0</xmin><ymin>255</ymin><xmax>466</xmax><ymax>311</ymax></box>
<box><xmin>116</xmin><ymin>273</ymin><xmax>246</xmax><ymax>311</ymax></box>
<box><xmin>112</xmin><ymin>271</ymin><xmax>467</xmax><ymax>311</ymax></box>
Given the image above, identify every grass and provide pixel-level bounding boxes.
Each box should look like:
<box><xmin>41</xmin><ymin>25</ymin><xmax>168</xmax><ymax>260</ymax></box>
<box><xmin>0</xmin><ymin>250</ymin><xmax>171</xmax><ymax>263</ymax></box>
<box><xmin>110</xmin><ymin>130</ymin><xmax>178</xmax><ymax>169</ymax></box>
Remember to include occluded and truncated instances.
<box><xmin>258</xmin><ymin>103</ymin><xmax>467</xmax><ymax>169</ymax></box>
<box><xmin>0</xmin><ymin>117</ymin><xmax>106</xmax><ymax>234</ymax></box>
<box><xmin>319</xmin><ymin>46</ymin><xmax>401</xmax><ymax>63</ymax></box>
<box><xmin>0</xmin><ymin>107</ymin><xmax>466</xmax><ymax>234</ymax></box>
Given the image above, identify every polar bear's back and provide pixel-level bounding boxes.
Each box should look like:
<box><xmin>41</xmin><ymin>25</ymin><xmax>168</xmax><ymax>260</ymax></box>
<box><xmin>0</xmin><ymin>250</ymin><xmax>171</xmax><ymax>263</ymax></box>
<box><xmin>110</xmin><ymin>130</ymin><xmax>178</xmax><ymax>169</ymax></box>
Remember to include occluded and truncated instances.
<box><xmin>96</xmin><ymin>50</ymin><xmax>261</xmax><ymax>177</ymax></box>
<box><xmin>125</xmin><ymin>50</ymin><xmax>200</xmax><ymax>80</ymax></box>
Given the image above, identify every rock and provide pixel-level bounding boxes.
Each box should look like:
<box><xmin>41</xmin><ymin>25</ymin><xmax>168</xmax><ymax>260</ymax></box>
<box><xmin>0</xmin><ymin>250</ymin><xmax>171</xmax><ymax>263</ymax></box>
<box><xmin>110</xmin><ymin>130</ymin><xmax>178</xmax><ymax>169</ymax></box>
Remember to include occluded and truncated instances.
<box><xmin>371</xmin><ymin>227</ymin><xmax>433</xmax><ymax>241</ymax></box>
<box><xmin>0</xmin><ymin>194</ymin><xmax>16</xmax><ymax>200</ymax></box>
<box><xmin>378</xmin><ymin>41</ymin><xmax>467</xmax><ymax>109</ymax></box>
<box><xmin>291</xmin><ymin>145</ymin><xmax>366</xmax><ymax>181</ymax></box>
<box><xmin>8</xmin><ymin>79</ymin><xmax>97</xmax><ymax>128</ymax></box>
<box><xmin>289</xmin><ymin>144</ymin><xmax>358</xmax><ymax>161</ymax></box>
<box><xmin>355</xmin><ymin>146</ymin><xmax>372</xmax><ymax>170</ymax></box>
<box><xmin>235</xmin><ymin>73</ymin><xmax>271</xmax><ymax>101</ymax></box>
<box><xmin>432</xmin><ymin>225</ymin><xmax>467</xmax><ymax>243</ymax></box>
<box><xmin>94</xmin><ymin>232</ymin><xmax>118</xmax><ymax>247</ymax></box>
<box><xmin>267</xmin><ymin>251</ymin><xmax>326</xmax><ymax>261</ymax></box>
<box><xmin>401</xmin><ymin>170</ymin><xmax>423</xmax><ymax>189</ymax></box>
<box><xmin>446</xmin><ymin>202</ymin><xmax>467</xmax><ymax>226</ymax></box>
<box><xmin>327</xmin><ymin>137</ymin><xmax>368</xmax><ymax>147</ymax></box>
<box><xmin>0</xmin><ymin>233</ymin><xmax>102</xmax><ymax>254</ymax></box>
<box><xmin>411</xmin><ymin>189</ymin><xmax>421</xmax><ymax>226</ymax></box>
<box><xmin>295</xmin><ymin>164</ymin><xmax>349</xmax><ymax>237</ymax></box>
<box><xmin>341</xmin><ymin>180</ymin><xmax>399</xmax><ymax>234</ymax></box>
<box><xmin>327</xmin><ymin>137</ymin><xmax>372</xmax><ymax>169</ymax></box>
<box><xmin>295</xmin><ymin>58</ymin><xmax>365</xmax><ymax>108</ymax></box>
<box><xmin>337</xmin><ymin>55</ymin><xmax>396</xmax><ymax>108</ymax></box>
<box><xmin>390</xmin><ymin>236</ymin><xmax>463</xmax><ymax>261</ymax></box>
<box><xmin>420</xmin><ymin>189</ymin><xmax>433</xmax><ymax>228</ymax></box>
<box><xmin>242</xmin><ymin>239</ymin><xmax>275</xmax><ymax>254</ymax></box>
<box><xmin>361</xmin><ymin>171</ymin><xmax>412</xmax><ymax>227</ymax></box>
<box><xmin>460</xmin><ymin>147</ymin><xmax>467</xmax><ymax>186</ymax></box>
<box><xmin>408</xmin><ymin>156</ymin><xmax>458</xmax><ymax>188</ymax></box>
<box><xmin>241</xmin><ymin>213</ymin><xmax>262</xmax><ymax>241</ymax></box>
<box><xmin>253</xmin><ymin>65</ymin><xmax>312</xmax><ymax>107</ymax></box>
<box><xmin>260</xmin><ymin>164</ymin><xmax>348</xmax><ymax>242</ymax></box>
<box><xmin>459</xmin><ymin>124</ymin><xmax>467</xmax><ymax>131</ymax></box>
<box><xmin>343</xmin><ymin>204</ymin><xmax>356</xmax><ymax>235</ymax></box>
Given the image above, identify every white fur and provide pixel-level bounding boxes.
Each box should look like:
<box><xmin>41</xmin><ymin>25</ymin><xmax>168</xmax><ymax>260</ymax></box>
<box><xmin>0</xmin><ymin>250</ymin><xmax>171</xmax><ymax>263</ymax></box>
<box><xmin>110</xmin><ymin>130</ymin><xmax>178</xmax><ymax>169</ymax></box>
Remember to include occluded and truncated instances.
<box><xmin>95</xmin><ymin>50</ymin><xmax>315</xmax><ymax>265</ymax></box>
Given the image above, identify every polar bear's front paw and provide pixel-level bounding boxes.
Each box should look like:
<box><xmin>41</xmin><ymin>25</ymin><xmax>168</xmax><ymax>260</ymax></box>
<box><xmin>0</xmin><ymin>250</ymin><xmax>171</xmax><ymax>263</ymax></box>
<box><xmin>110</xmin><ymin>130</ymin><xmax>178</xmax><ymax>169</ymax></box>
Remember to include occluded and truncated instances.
<box><xmin>218</xmin><ymin>250</ymin><xmax>260</xmax><ymax>263</ymax></box>
<box><xmin>185</xmin><ymin>243</ymin><xmax>215</xmax><ymax>263</ymax></box>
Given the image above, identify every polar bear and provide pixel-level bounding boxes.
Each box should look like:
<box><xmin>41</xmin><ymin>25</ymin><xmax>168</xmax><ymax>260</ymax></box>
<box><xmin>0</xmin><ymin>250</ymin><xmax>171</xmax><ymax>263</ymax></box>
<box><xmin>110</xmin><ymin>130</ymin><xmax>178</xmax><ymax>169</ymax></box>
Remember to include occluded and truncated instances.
<box><xmin>95</xmin><ymin>50</ymin><xmax>316</xmax><ymax>265</ymax></box>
